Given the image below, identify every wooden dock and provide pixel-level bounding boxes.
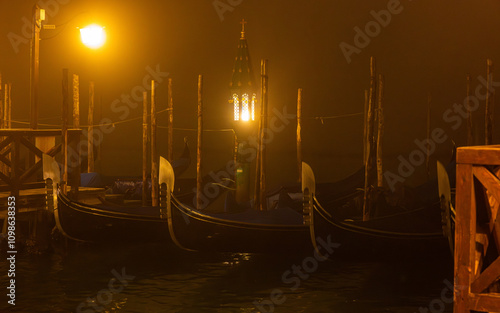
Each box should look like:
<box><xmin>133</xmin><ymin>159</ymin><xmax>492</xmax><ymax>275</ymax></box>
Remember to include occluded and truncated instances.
<box><xmin>455</xmin><ymin>145</ymin><xmax>500</xmax><ymax>312</ymax></box>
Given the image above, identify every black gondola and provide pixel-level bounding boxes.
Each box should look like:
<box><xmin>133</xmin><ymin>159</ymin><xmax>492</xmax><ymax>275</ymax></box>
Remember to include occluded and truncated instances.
<box><xmin>302</xmin><ymin>162</ymin><xmax>450</xmax><ymax>258</ymax></box>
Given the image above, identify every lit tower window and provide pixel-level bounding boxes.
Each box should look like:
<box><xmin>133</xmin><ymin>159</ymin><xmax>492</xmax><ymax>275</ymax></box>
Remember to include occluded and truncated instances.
<box><xmin>233</xmin><ymin>94</ymin><xmax>240</xmax><ymax>121</ymax></box>
<box><xmin>251</xmin><ymin>93</ymin><xmax>256</xmax><ymax>121</ymax></box>
<box><xmin>241</xmin><ymin>94</ymin><xmax>250</xmax><ymax>121</ymax></box>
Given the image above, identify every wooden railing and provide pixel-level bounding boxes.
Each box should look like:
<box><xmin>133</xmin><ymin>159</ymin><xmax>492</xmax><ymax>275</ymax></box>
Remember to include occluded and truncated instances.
<box><xmin>455</xmin><ymin>145</ymin><xmax>500</xmax><ymax>312</ymax></box>
<box><xmin>0</xmin><ymin>129</ymin><xmax>81</xmax><ymax>196</ymax></box>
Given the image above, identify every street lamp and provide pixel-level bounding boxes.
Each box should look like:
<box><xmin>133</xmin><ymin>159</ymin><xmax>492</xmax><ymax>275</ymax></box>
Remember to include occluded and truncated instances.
<box><xmin>79</xmin><ymin>24</ymin><xmax>106</xmax><ymax>49</ymax></box>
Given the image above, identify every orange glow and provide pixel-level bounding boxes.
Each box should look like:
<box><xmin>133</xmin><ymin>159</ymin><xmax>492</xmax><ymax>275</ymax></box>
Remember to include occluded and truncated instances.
<box><xmin>80</xmin><ymin>24</ymin><xmax>106</xmax><ymax>49</ymax></box>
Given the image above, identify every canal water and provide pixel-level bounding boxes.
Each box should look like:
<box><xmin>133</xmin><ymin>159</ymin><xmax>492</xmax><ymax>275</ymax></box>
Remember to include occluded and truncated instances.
<box><xmin>1</xmin><ymin>243</ymin><xmax>453</xmax><ymax>313</ymax></box>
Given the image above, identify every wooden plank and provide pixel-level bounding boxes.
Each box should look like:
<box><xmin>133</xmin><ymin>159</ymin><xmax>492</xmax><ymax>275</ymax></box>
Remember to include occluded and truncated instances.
<box><xmin>475</xmin><ymin>227</ymin><xmax>489</xmax><ymax>280</ymax></box>
<box><xmin>468</xmin><ymin>293</ymin><xmax>500</xmax><ymax>312</ymax></box>
<box><xmin>457</xmin><ymin>146</ymin><xmax>500</xmax><ymax>165</ymax></box>
<box><xmin>454</xmin><ymin>163</ymin><xmax>473</xmax><ymax>313</ymax></box>
<box><xmin>19</xmin><ymin>136</ymin><xmax>43</xmax><ymax>158</ymax></box>
<box><xmin>473</xmin><ymin>166</ymin><xmax>500</xmax><ymax>204</ymax></box>
<box><xmin>0</xmin><ymin>130</ymin><xmax>62</xmax><ymax>136</ymax></box>
<box><xmin>471</xmin><ymin>255</ymin><xmax>500</xmax><ymax>293</ymax></box>
<box><xmin>473</xmin><ymin>166</ymin><xmax>500</xmax><ymax>253</ymax></box>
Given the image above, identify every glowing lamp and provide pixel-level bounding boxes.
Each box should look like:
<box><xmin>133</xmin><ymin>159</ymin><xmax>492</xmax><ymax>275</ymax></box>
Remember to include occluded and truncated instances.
<box><xmin>80</xmin><ymin>24</ymin><xmax>106</xmax><ymax>49</ymax></box>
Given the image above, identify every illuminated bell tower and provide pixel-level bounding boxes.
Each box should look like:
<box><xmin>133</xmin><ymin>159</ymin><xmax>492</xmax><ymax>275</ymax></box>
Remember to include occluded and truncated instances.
<box><xmin>229</xmin><ymin>19</ymin><xmax>257</xmax><ymax>204</ymax></box>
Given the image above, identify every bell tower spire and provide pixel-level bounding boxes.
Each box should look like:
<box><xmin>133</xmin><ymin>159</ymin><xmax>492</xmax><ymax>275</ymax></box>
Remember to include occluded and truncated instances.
<box><xmin>240</xmin><ymin>19</ymin><xmax>247</xmax><ymax>39</ymax></box>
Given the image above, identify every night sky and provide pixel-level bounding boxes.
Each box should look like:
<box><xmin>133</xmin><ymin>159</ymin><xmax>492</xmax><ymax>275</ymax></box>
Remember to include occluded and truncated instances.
<box><xmin>1</xmin><ymin>0</ymin><xmax>500</xmax><ymax>188</ymax></box>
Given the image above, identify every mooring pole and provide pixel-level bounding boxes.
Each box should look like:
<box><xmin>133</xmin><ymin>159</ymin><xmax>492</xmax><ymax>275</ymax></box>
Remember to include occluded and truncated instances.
<box><xmin>466</xmin><ymin>74</ymin><xmax>474</xmax><ymax>146</ymax></box>
<box><xmin>70</xmin><ymin>74</ymin><xmax>80</xmax><ymax>198</ymax></box>
<box><xmin>151</xmin><ymin>80</ymin><xmax>158</xmax><ymax>207</ymax></box>
<box><xmin>485</xmin><ymin>59</ymin><xmax>494</xmax><ymax>145</ymax></box>
<box><xmin>376</xmin><ymin>74</ymin><xmax>384</xmax><ymax>188</ymax></box>
<box><xmin>259</xmin><ymin>59</ymin><xmax>268</xmax><ymax>211</ymax></box>
<box><xmin>297</xmin><ymin>88</ymin><xmax>302</xmax><ymax>183</ymax></box>
<box><xmin>363</xmin><ymin>56</ymin><xmax>376</xmax><ymax>221</ymax></box>
<box><xmin>62</xmin><ymin>69</ymin><xmax>69</xmax><ymax>194</ymax></box>
<box><xmin>167</xmin><ymin>78</ymin><xmax>174</xmax><ymax>163</ymax></box>
<box><xmin>30</xmin><ymin>4</ymin><xmax>41</xmax><ymax>130</ymax></box>
<box><xmin>72</xmin><ymin>74</ymin><xmax>80</xmax><ymax>129</ymax></box>
<box><xmin>426</xmin><ymin>93</ymin><xmax>431</xmax><ymax>179</ymax></box>
<box><xmin>363</xmin><ymin>89</ymin><xmax>368</xmax><ymax>164</ymax></box>
<box><xmin>197</xmin><ymin>75</ymin><xmax>203</xmax><ymax>211</ymax></box>
<box><xmin>88</xmin><ymin>82</ymin><xmax>95</xmax><ymax>173</ymax></box>
<box><xmin>142</xmin><ymin>91</ymin><xmax>148</xmax><ymax>206</ymax></box>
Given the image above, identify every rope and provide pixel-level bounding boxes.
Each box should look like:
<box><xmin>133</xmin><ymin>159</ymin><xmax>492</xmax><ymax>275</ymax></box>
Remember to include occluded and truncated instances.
<box><xmin>306</xmin><ymin>112</ymin><xmax>363</xmax><ymax>124</ymax></box>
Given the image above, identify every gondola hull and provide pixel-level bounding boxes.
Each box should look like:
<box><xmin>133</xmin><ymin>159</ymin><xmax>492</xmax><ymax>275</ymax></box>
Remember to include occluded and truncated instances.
<box><xmin>56</xmin><ymin>191</ymin><xmax>169</xmax><ymax>243</ymax></box>
<box><xmin>168</xmin><ymin>196</ymin><xmax>312</xmax><ymax>254</ymax></box>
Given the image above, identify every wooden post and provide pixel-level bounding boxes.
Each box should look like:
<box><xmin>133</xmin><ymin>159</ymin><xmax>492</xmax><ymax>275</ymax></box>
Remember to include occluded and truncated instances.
<box><xmin>426</xmin><ymin>93</ymin><xmax>431</xmax><ymax>179</ymax></box>
<box><xmin>151</xmin><ymin>80</ymin><xmax>158</xmax><ymax>207</ymax></box>
<box><xmin>259</xmin><ymin>60</ymin><xmax>268</xmax><ymax>211</ymax></box>
<box><xmin>196</xmin><ymin>75</ymin><xmax>203</xmax><ymax>210</ymax></box>
<box><xmin>142</xmin><ymin>91</ymin><xmax>148</xmax><ymax>206</ymax></box>
<box><xmin>3</xmin><ymin>84</ymin><xmax>7</xmax><ymax>130</ymax></box>
<box><xmin>376</xmin><ymin>74</ymin><xmax>384</xmax><ymax>188</ymax></box>
<box><xmin>363</xmin><ymin>56</ymin><xmax>376</xmax><ymax>221</ymax></box>
<box><xmin>6</xmin><ymin>83</ymin><xmax>11</xmax><ymax>175</ymax></box>
<box><xmin>167</xmin><ymin>78</ymin><xmax>174</xmax><ymax>163</ymax></box>
<box><xmin>485</xmin><ymin>59</ymin><xmax>494</xmax><ymax>145</ymax></box>
<box><xmin>0</xmin><ymin>74</ymin><xmax>3</xmax><ymax>129</ymax></box>
<box><xmin>62</xmin><ymin>69</ymin><xmax>69</xmax><ymax>194</ymax></box>
<box><xmin>466</xmin><ymin>74</ymin><xmax>474</xmax><ymax>146</ymax></box>
<box><xmin>363</xmin><ymin>89</ymin><xmax>368</xmax><ymax>164</ymax></box>
<box><xmin>7</xmin><ymin>83</ymin><xmax>11</xmax><ymax>129</ymax></box>
<box><xmin>87</xmin><ymin>82</ymin><xmax>94</xmax><ymax>173</ymax></box>
<box><xmin>30</xmin><ymin>5</ymin><xmax>41</xmax><ymax>130</ymax></box>
<box><xmin>72</xmin><ymin>74</ymin><xmax>80</xmax><ymax>129</ymax></box>
<box><xmin>297</xmin><ymin>88</ymin><xmax>302</xmax><ymax>183</ymax></box>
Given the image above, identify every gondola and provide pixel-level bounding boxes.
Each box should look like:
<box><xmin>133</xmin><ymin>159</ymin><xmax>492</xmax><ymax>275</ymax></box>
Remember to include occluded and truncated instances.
<box><xmin>303</xmin><ymin>162</ymin><xmax>451</xmax><ymax>258</ymax></box>
<box><xmin>163</xmin><ymin>158</ymin><xmax>312</xmax><ymax>253</ymax></box>
<box><xmin>48</xmin><ymin>154</ymin><xmax>312</xmax><ymax>253</ymax></box>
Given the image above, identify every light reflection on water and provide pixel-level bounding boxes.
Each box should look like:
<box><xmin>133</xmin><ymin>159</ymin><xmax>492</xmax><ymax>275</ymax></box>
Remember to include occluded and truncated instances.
<box><xmin>0</xmin><ymin>243</ymin><xmax>453</xmax><ymax>313</ymax></box>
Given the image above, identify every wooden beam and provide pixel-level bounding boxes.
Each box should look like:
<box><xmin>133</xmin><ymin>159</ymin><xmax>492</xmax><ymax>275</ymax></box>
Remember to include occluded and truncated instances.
<box><xmin>457</xmin><ymin>145</ymin><xmax>500</xmax><ymax>165</ymax></box>
<box><xmin>454</xmin><ymin>163</ymin><xmax>474</xmax><ymax>313</ymax></box>
<box><xmin>468</xmin><ymin>293</ymin><xmax>500</xmax><ymax>312</ymax></box>
<box><xmin>471</xmin><ymin>255</ymin><xmax>500</xmax><ymax>293</ymax></box>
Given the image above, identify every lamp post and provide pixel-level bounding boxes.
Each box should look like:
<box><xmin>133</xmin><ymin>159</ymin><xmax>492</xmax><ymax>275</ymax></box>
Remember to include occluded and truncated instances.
<box><xmin>30</xmin><ymin>5</ymin><xmax>45</xmax><ymax>130</ymax></box>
